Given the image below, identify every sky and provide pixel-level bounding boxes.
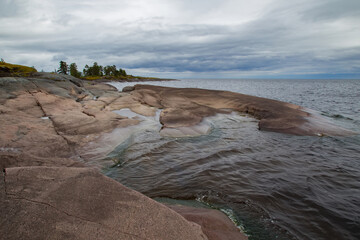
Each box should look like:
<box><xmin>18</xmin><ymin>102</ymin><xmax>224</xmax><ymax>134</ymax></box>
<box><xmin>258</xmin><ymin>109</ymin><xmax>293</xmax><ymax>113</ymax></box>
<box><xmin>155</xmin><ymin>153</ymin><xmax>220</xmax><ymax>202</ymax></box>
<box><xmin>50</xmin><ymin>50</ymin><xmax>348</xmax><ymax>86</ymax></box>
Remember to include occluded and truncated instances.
<box><xmin>1</xmin><ymin>0</ymin><xmax>360</xmax><ymax>79</ymax></box>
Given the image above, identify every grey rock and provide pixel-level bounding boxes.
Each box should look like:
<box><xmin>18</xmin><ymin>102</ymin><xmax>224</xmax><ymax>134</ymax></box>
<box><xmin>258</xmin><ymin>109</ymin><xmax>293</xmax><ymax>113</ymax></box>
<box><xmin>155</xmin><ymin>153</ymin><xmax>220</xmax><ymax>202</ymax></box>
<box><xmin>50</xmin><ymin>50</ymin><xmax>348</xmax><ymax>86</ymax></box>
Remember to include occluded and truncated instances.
<box><xmin>122</xmin><ymin>85</ymin><xmax>135</xmax><ymax>92</ymax></box>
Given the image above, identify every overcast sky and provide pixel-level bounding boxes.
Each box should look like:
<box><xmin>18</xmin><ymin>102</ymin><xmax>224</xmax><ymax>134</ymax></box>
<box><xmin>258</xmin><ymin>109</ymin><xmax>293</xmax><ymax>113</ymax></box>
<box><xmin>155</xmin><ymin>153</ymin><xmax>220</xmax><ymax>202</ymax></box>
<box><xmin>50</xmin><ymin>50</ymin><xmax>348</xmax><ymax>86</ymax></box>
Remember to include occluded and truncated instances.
<box><xmin>1</xmin><ymin>0</ymin><xmax>360</xmax><ymax>78</ymax></box>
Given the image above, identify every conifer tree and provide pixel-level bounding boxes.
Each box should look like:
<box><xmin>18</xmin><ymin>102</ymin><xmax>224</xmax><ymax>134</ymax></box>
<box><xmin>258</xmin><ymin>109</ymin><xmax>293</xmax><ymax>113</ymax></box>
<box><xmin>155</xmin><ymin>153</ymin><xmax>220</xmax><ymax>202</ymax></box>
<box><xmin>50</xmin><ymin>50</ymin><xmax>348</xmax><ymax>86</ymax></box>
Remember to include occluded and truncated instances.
<box><xmin>57</xmin><ymin>61</ymin><xmax>68</xmax><ymax>74</ymax></box>
<box><xmin>69</xmin><ymin>63</ymin><xmax>81</xmax><ymax>78</ymax></box>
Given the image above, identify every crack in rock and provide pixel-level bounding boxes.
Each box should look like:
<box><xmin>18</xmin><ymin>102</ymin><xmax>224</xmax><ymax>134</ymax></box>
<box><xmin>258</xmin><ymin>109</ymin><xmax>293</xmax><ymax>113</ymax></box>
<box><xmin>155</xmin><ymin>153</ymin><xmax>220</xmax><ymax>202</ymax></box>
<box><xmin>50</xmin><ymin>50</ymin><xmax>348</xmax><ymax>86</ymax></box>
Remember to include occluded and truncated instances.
<box><xmin>2</xmin><ymin>168</ymin><xmax>7</xmax><ymax>194</ymax></box>
<box><xmin>98</xmin><ymin>94</ymin><xmax>124</xmax><ymax>111</ymax></box>
<box><xmin>82</xmin><ymin>110</ymin><xmax>96</xmax><ymax>118</ymax></box>
<box><xmin>27</xmin><ymin>90</ymin><xmax>75</xmax><ymax>153</ymax></box>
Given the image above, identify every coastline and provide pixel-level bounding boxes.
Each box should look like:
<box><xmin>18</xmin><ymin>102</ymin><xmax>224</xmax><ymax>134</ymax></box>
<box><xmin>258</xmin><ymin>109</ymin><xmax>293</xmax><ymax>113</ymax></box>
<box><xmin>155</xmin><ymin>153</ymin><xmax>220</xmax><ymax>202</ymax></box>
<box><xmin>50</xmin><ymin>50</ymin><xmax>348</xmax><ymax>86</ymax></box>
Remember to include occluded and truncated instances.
<box><xmin>128</xmin><ymin>84</ymin><xmax>356</xmax><ymax>137</ymax></box>
<box><xmin>1</xmin><ymin>73</ymin><xmax>356</xmax><ymax>239</ymax></box>
<box><xmin>81</xmin><ymin>76</ymin><xmax>177</xmax><ymax>83</ymax></box>
<box><xmin>0</xmin><ymin>73</ymin><xmax>246</xmax><ymax>240</ymax></box>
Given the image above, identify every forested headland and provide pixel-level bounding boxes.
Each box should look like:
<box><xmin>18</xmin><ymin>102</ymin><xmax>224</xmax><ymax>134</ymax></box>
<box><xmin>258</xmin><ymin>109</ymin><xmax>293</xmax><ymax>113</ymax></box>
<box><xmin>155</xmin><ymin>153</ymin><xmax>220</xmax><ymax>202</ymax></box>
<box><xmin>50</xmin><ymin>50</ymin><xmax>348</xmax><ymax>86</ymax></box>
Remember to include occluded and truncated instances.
<box><xmin>57</xmin><ymin>61</ymin><xmax>160</xmax><ymax>81</ymax></box>
<box><xmin>0</xmin><ymin>59</ymin><xmax>170</xmax><ymax>81</ymax></box>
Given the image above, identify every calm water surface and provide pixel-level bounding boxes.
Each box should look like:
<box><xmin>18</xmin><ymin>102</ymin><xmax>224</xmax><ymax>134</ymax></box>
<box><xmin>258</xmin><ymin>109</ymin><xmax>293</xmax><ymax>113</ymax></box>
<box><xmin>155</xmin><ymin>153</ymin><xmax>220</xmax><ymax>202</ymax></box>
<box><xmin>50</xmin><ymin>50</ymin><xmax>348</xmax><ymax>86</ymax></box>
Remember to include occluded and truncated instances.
<box><xmin>107</xmin><ymin>79</ymin><xmax>360</xmax><ymax>240</ymax></box>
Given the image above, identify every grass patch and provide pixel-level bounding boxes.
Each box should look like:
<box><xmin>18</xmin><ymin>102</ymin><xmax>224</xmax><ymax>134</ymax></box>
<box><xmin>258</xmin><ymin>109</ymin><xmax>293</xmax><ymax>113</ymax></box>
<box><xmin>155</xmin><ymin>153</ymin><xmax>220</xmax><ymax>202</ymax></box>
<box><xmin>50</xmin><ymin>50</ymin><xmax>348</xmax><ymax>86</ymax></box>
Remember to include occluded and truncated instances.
<box><xmin>0</xmin><ymin>62</ymin><xmax>37</xmax><ymax>77</ymax></box>
<box><xmin>82</xmin><ymin>76</ymin><xmax>103</xmax><ymax>81</ymax></box>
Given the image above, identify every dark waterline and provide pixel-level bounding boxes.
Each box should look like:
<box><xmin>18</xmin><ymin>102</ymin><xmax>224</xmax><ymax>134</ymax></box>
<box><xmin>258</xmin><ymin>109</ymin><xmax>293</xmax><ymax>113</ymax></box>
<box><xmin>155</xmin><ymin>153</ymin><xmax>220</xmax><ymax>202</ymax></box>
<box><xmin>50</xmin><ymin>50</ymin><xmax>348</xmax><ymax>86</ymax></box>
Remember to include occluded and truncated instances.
<box><xmin>106</xmin><ymin>79</ymin><xmax>360</xmax><ymax>240</ymax></box>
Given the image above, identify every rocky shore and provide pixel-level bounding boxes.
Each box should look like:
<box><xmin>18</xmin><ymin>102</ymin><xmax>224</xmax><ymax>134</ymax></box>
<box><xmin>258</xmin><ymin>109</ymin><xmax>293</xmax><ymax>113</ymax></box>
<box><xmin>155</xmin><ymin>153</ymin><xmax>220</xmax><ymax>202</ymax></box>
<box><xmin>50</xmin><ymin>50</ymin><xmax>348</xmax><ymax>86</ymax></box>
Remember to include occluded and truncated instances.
<box><xmin>1</xmin><ymin>73</ymin><xmax>248</xmax><ymax>240</ymax></box>
<box><xmin>129</xmin><ymin>84</ymin><xmax>355</xmax><ymax>137</ymax></box>
<box><xmin>1</xmin><ymin>72</ymin><xmax>355</xmax><ymax>239</ymax></box>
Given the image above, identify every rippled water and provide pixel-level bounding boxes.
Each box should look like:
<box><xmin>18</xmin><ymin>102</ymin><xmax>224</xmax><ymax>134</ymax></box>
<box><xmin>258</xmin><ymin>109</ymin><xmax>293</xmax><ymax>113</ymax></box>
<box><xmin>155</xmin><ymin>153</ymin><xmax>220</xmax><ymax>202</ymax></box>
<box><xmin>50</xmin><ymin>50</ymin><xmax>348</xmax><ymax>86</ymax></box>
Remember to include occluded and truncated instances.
<box><xmin>106</xmin><ymin>79</ymin><xmax>360</xmax><ymax>240</ymax></box>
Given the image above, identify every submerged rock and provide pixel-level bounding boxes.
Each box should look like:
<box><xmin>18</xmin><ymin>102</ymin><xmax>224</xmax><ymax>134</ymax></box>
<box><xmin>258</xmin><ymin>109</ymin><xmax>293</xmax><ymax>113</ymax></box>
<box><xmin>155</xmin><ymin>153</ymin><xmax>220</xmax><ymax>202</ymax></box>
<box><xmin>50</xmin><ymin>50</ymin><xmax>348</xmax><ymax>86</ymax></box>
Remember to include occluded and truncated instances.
<box><xmin>167</xmin><ymin>204</ymin><xmax>248</xmax><ymax>240</ymax></box>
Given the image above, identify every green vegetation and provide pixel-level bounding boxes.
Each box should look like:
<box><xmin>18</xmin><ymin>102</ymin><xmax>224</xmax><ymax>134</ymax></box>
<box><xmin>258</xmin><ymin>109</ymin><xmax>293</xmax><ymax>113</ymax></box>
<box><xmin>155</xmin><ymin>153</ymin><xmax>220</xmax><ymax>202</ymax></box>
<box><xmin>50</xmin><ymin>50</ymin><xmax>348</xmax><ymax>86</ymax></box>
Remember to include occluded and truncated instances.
<box><xmin>57</xmin><ymin>61</ymin><xmax>68</xmax><ymax>74</ymax></box>
<box><xmin>0</xmin><ymin>59</ymin><xmax>37</xmax><ymax>77</ymax></box>
<box><xmin>69</xmin><ymin>63</ymin><xmax>81</xmax><ymax>78</ymax></box>
<box><xmin>104</xmin><ymin>65</ymin><xmax>127</xmax><ymax>77</ymax></box>
<box><xmin>0</xmin><ymin>59</ymin><xmax>160</xmax><ymax>81</ymax></box>
<box><xmin>56</xmin><ymin>60</ymin><xmax>128</xmax><ymax>80</ymax></box>
<box><xmin>82</xmin><ymin>62</ymin><xmax>126</xmax><ymax>78</ymax></box>
<box><xmin>82</xmin><ymin>76</ymin><xmax>102</xmax><ymax>81</ymax></box>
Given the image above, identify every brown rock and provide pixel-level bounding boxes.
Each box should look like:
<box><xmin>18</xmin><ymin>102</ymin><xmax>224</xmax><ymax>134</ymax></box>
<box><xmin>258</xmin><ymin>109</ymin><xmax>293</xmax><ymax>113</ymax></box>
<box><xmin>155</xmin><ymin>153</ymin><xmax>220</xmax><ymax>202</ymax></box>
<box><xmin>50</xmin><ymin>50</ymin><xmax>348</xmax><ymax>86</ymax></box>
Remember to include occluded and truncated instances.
<box><xmin>131</xmin><ymin>88</ymin><xmax>163</xmax><ymax>108</ymax></box>
<box><xmin>133</xmin><ymin>85</ymin><xmax>356</xmax><ymax>136</ymax></box>
<box><xmin>0</xmin><ymin>153</ymin><xmax>84</xmax><ymax>169</ymax></box>
<box><xmin>0</xmin><ymin>92</ymin><xmax>72</xmax><ymax>159</ymax></box>
<box><xmin>122</xmin><ymin>85</ymin><xmax>135</xmax><ymax>92</ymax></box>
<box><xmin>83</xmin><ymin>81</ymin><xmax>118</xmax><ymax>97</ymax></box>
<box><xmin>32</xmin><ymin>89</ymin><xmax>139</xmax><ymax>146</ymax></box>
<box><xmin>0</xmin><ymin>75</ymin><xmax>214</xmax><ymax>239</ymax></box>
<box><xmin>2</xmin><ymin>74</ymin><xmax>355</xmax><ymax>240</ymax></box>
<box><xmin>0</xmin><ymin>76</ymin><xmax>141</xmax><ymax>165</ymax></box>
<box><xmin>167</xmin><ymin>205</ymin><xmax>248</xmax><ymax>240</ymax></box>
<box><xmin>1</xmin><ymin>167</ymin><xmax>207</xmax><ymax>240</ymax></box>
<box><xmin>160</xmin><ymin>108</ymin><xmax>203</xmax><ymax>128</ymax></box>
<box><xmin>0</xmin><ymin>76</ymin><xmax>211</xmax><ymax>240</ymax></box>
<box><xmin>107</xmin><ymin>94</ymin><xmax>157</xmax><ymax>117</ymax></box>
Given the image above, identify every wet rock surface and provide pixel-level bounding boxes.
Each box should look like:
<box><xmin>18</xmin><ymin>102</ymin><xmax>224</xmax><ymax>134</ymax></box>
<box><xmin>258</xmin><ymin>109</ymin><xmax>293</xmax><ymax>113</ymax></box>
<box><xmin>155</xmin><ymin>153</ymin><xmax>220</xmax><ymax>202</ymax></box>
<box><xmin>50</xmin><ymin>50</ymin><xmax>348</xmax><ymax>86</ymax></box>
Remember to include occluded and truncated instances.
<box><xmin>132</xmin><ymin>84</ymin><xmax>356</xmax><ymax>136</ymax></box>
<box><xmin>2</xmin><ymin>75</ymin><xmax>350</xmax><ymax>240</ymax></box>
<box><xmin>0</xmin><ymin>75</ymin><xmax>209</xmax><ymax>240</ymax></box>
<box><xmin>0</xmin><ymin>76</ymin><xmax>139</xmax><ymax>162</ymax></box>
<box><xmin>167</xmin><ymin>205</ymin><xmax>248</xmax><ymax>240</ymax></box>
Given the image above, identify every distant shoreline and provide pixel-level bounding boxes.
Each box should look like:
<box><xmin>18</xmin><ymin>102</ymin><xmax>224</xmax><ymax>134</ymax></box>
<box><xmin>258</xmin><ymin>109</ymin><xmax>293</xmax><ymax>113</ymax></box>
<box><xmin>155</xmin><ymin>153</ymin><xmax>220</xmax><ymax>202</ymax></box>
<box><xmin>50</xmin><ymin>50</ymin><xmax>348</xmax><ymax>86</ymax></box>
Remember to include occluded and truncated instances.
<box><xmin>82</xmin><ymin>76</ymin><xmax>178</xmax><ymax>83</ymax></box>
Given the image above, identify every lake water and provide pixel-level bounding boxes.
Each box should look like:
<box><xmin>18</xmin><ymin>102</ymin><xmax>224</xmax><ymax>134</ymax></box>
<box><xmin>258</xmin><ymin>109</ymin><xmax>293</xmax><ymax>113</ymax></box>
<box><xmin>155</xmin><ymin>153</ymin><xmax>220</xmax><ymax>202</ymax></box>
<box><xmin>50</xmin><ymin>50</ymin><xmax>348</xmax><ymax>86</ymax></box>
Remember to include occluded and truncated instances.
<box><xmin>107</xmin><ymin>79</ymin><xmax>360</xmax><ymax>240</ymax></box>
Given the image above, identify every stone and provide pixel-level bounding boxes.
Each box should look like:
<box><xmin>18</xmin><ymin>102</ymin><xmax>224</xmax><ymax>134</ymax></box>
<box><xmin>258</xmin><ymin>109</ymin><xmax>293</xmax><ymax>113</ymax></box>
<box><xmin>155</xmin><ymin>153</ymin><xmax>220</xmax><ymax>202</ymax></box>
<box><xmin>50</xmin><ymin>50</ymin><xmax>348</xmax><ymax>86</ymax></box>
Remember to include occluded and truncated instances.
<box><xmin>0</xmin><ymin>75</ymin><xmax>209</xmax><ymax>240</ymax></box>
<box><xmin>133</xmin><ymin>85</ymin><xmax>356</xmax><ymax>136</ymax></box>
<box><xmin>122</xmin><ymin>85</ymin><xmax>135</xmax><ymax>92</ymax></box>
<box><xmin>2</xmin><ymin>74</ymin><xmax>355</xmax><ymax>240</ymax></box>
<box><xmin>167</xmin><ymin>204</ymin><xmax>248</xmax><ymax>240</ymax></box>
<box><xmin>1</xmin><ymin>167</ymin><xmax>207</xmax><ymax>240</ymax></box>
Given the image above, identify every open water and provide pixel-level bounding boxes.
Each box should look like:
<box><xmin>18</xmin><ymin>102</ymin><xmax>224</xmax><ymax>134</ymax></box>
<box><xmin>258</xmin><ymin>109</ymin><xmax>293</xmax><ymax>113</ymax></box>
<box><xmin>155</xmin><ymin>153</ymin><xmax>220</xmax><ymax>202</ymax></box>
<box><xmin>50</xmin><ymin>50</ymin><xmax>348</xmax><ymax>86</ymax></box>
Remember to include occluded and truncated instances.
<box><xmin>107</xmin><ymin>79</ymin><xmax>360</xmax><ymax>240</ymax></box>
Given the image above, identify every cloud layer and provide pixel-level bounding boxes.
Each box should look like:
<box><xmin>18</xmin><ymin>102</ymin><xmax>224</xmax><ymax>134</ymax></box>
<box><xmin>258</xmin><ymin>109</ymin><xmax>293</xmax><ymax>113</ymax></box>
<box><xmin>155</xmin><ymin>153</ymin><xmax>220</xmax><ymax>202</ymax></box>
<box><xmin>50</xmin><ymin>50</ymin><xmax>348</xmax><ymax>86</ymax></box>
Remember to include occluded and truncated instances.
<box><xmin>1</xmin><ymin>0</ymin><xmax>359</xmax><ymax>78</ymax></box>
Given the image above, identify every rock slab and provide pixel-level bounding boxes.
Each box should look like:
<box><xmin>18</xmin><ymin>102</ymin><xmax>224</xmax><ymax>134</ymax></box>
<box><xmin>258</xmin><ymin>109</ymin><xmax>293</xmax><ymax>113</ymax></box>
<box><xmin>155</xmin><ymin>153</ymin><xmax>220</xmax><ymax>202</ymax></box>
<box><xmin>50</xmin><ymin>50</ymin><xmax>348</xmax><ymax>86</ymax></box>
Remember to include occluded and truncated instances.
<box><xmin>1</xmin><ymin>167</ymin><xmax>207</xmax><ymax>240</ymax></box>
<box><xmin>0</xmin><ymin>76</ymin><xmax>210</xmax><ymax>240</ymax></box>
<box><xmin>168</xmin><ymin>205</ymin><xmax>248</xmax><ymax>240</ymax></box>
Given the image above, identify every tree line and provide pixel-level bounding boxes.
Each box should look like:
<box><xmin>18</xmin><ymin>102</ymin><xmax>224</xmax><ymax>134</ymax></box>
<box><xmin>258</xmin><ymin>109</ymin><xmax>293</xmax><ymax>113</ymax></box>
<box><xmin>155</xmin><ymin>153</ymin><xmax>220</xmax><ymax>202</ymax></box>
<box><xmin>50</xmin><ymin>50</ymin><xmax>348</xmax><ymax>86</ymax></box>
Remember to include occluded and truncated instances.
<box><xmin>57</xmin><ymin>61</ymin><xmax>127</xmax><ymax>78</ymax></box>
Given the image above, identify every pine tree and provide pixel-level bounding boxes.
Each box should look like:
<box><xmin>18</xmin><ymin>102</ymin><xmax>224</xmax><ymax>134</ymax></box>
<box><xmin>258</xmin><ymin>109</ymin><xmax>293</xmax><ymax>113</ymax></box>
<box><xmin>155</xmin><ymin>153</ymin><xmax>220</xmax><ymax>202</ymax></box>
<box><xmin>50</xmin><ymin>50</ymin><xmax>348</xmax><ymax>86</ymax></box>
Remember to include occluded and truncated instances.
<box><xmin>57</xmin><ymin>61</ymin><xmax>68</xmax><ymax>74</ymax></box>
<box><xmin>69</xmin><ymin>63</ymin><xmax>81</xmax><ymax>78</ymax></box>
<box><xmin>83</xmin><ymin>62</ymin><xmax>104</xmax><ymax>76</ymax></box>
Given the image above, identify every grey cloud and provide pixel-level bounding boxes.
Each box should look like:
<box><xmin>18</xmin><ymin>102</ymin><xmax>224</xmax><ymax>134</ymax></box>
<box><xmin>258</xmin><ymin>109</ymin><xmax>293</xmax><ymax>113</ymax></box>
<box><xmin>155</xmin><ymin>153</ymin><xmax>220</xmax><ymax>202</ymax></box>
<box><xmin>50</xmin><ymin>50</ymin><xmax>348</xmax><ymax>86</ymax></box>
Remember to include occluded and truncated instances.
<box><xmin>301</xmin><ymin>0</ymin><xmax>360</xmax><ymax>21</ymax></box>
<box><xmin>52</xmin><ymin>54</ymin><xmax>69</xmax><ymax>62</ymax></box>
<box><xmin>1</xmin><ymin>0</ymin><xmax>359</xmax><ymax>78</ymax></box>
<box><xmin>0</xmin><ymin>0</ymin><xmax>19</xmax><ymax>17</ymax></box>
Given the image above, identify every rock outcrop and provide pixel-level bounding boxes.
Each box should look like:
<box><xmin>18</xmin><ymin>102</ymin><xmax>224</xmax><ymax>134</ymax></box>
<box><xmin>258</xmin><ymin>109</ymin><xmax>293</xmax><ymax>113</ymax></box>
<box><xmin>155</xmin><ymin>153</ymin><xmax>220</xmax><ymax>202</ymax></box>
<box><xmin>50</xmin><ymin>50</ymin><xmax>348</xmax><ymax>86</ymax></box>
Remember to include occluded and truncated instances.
<box><xmin>1</xmin><ymin>167</ymin><xmax>207</xmax><ymax>240</ymax></box>
<box><xmin>0</xmin><ymin>76</ymin><xmax>139</xmax><ymax>165</ymax></box>
<box><xmin>0</xmin><ymin>76</ymin><xmax>210</xmax><ymax>240</ymax></box>
<box><xmin>3</xmin><ymin>74</ymin><xmax>351</xmax><ymax>240</ymax></box>
<box><xmin>128</xmin><ymin>85</ymin><xmax>356</xmax><ymax>136</ymax></box>
<box><xmin>167</xmin><ymin>205</ymin><xmax>248</xmax><ymax>240</ymax></box>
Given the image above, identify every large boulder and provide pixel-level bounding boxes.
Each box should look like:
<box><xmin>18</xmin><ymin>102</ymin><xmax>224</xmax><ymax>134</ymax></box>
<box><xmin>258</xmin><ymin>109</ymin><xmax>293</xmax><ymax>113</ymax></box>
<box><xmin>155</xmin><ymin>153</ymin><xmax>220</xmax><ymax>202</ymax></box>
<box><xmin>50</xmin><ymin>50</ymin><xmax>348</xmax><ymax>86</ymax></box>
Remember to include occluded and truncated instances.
<box><xmin>1</xmin><ymin>167</ymin><xmax>207</xmax><ymax>240</ymax></box>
